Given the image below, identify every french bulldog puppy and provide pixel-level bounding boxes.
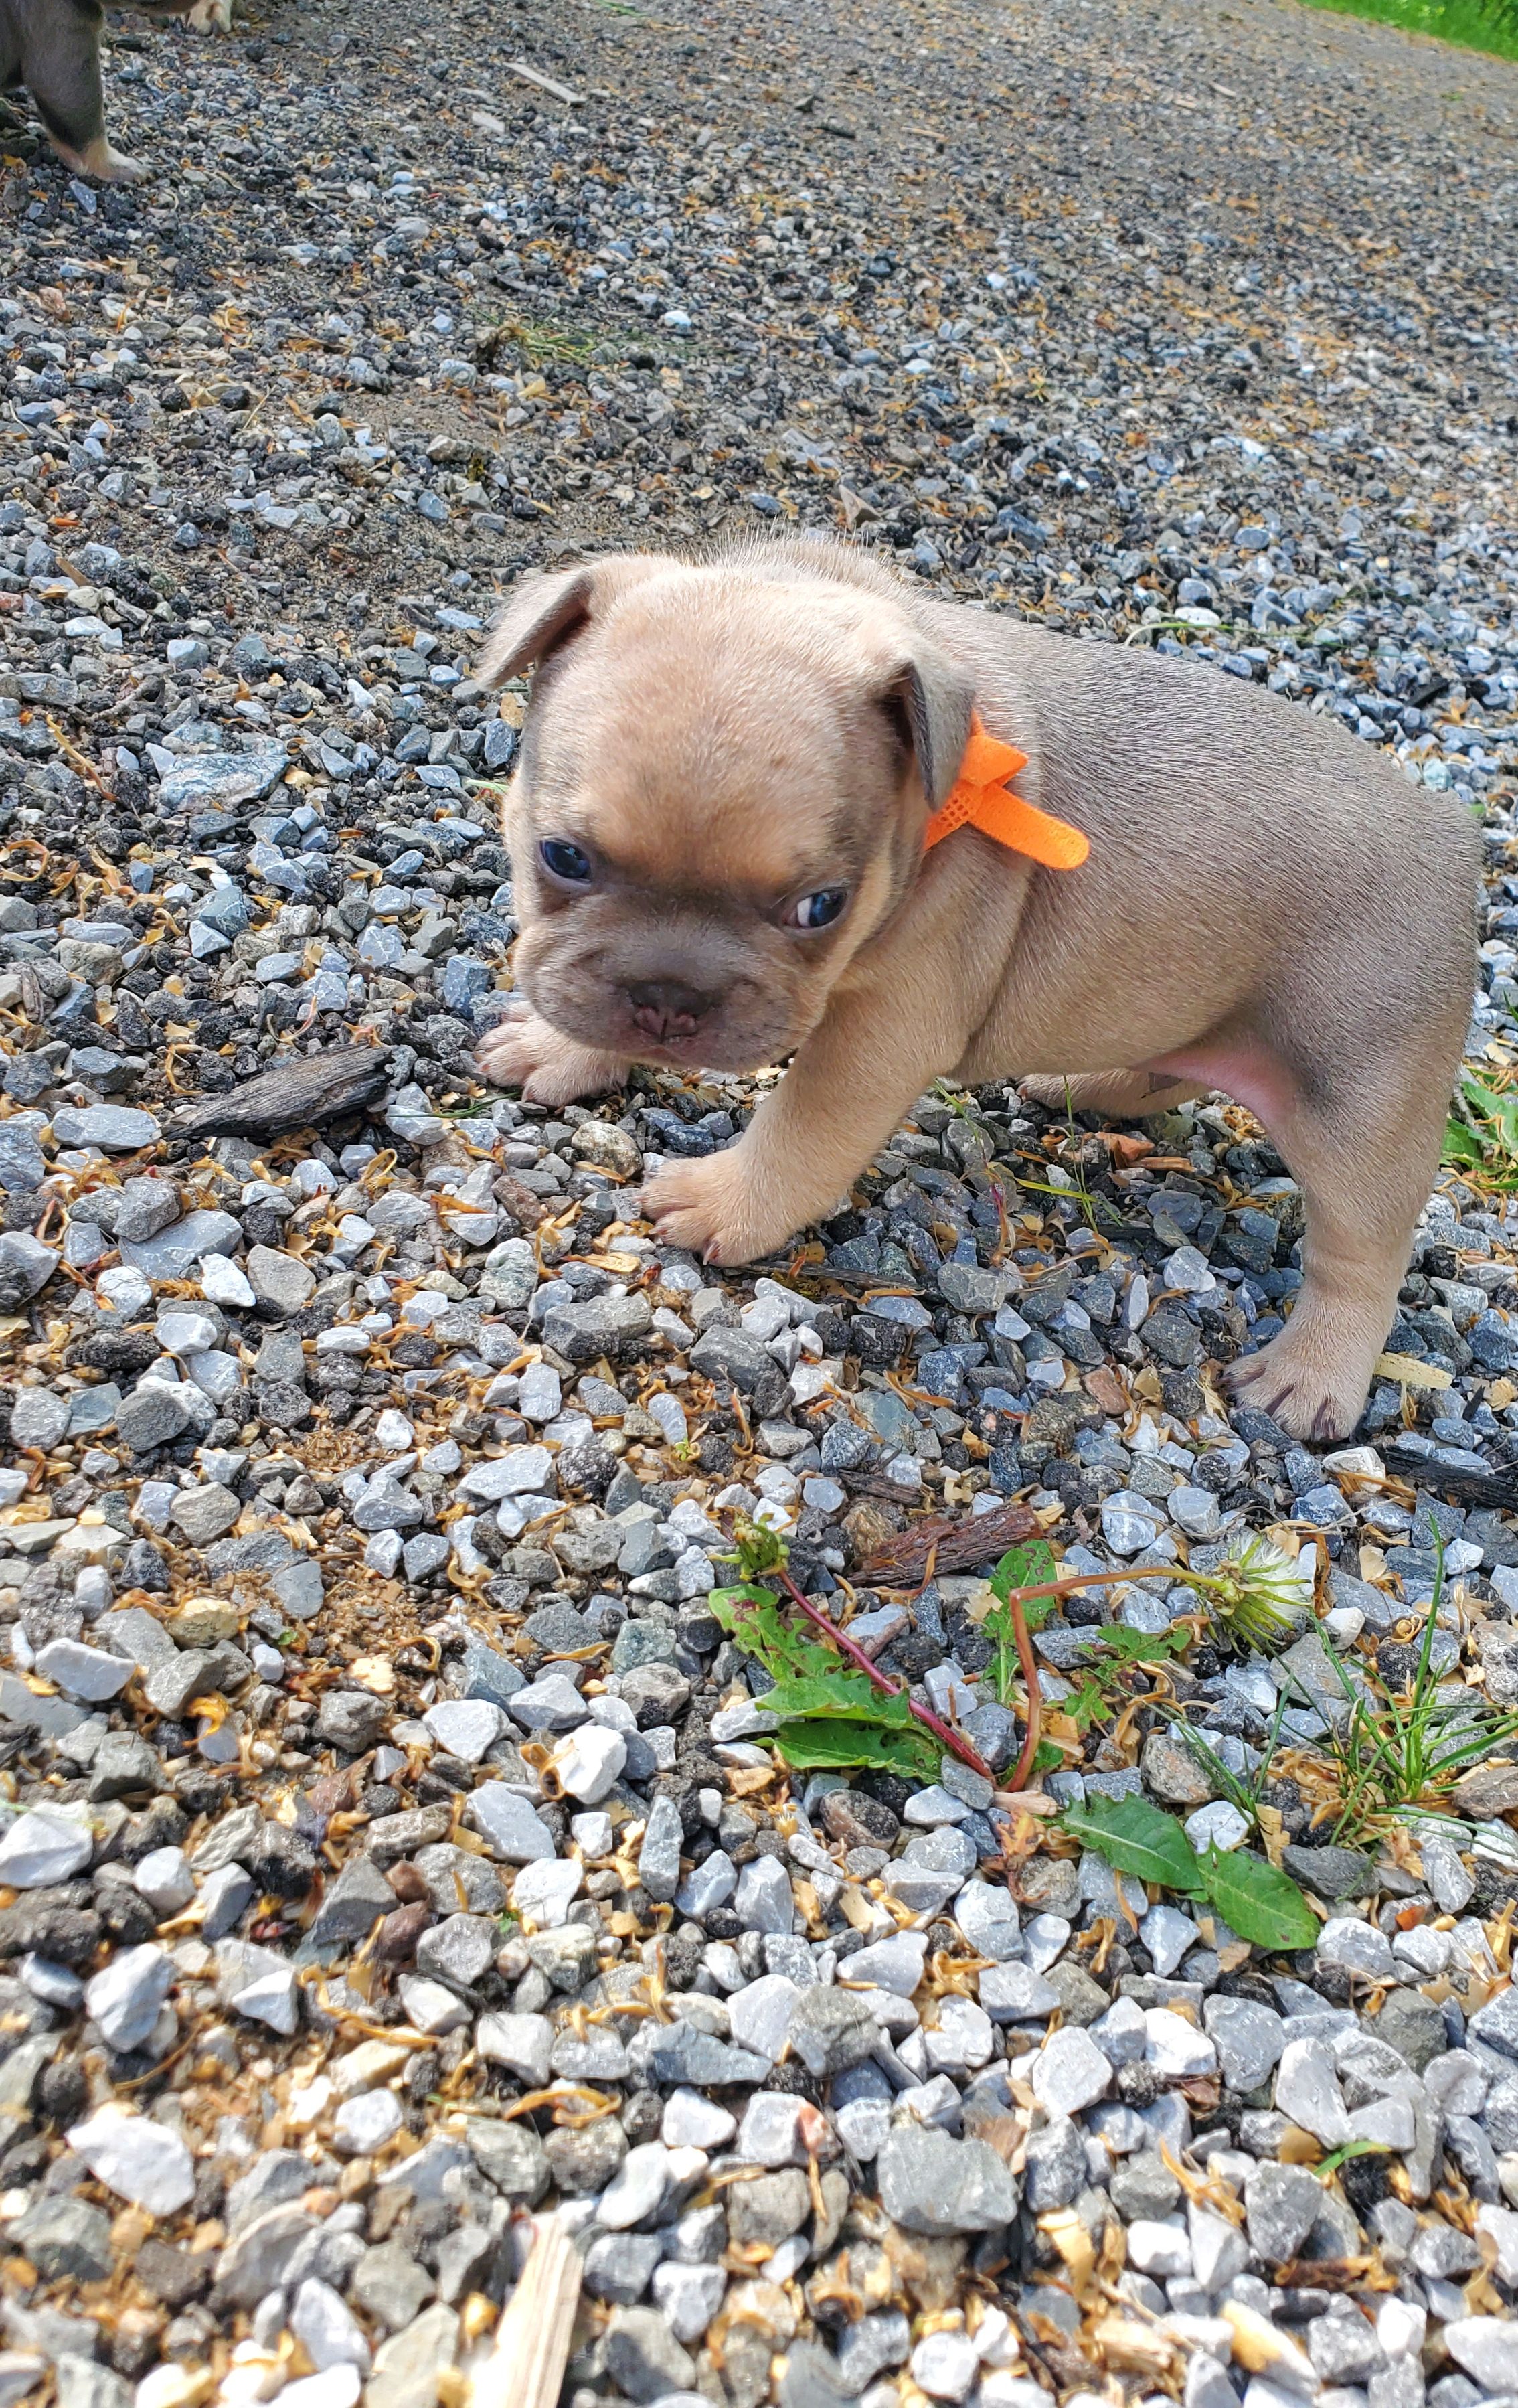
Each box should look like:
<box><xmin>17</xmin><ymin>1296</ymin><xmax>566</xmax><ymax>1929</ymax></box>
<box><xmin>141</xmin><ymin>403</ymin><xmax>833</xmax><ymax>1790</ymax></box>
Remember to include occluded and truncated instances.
<box><xmin>1</xmin><ymin>0</ymin><xmax>231</xmax><ymax>185</ymax></box>
<box><xmin>475</xmin><ymin>539</ymin><xmax>1477</xmax><ymax>1443</ymax></box>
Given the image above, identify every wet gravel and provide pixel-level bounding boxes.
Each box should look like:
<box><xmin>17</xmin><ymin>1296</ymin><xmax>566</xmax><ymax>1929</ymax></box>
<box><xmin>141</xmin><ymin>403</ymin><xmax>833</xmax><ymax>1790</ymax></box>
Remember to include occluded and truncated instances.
<box><xmin>0</xmin><ymin>0</ymin><xmax>1517</xmax><ymax>2404</ymax></box>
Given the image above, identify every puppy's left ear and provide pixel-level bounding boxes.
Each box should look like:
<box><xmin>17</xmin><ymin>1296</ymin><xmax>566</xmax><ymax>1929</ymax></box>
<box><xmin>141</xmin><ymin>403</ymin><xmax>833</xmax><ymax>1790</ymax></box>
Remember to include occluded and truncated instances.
<box><xmin>879</xmin><ymin>645</ymin><xmax>975</xmax><ymax>812</ymax></box>
<box><xmin>477</xmin><ymin>553</ymin><xmax>669</xmax><ymax>688</ymax></box>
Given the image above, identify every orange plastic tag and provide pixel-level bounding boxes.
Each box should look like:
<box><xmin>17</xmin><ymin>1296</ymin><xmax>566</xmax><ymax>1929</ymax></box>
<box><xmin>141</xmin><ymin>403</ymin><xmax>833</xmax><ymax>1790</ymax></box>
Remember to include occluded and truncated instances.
<box><xmin>924</xmin><ymin>713</ymin><xmax>1089</xmax><ymax>870</ymax></box>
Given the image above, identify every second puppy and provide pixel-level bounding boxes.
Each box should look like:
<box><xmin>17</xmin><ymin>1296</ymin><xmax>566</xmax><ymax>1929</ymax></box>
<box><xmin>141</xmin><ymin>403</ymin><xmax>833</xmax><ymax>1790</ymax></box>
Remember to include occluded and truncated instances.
<box><xmin>1</xmin><ymin>0</ymin><xmax>231</xmax><ymax>185</ymax></box>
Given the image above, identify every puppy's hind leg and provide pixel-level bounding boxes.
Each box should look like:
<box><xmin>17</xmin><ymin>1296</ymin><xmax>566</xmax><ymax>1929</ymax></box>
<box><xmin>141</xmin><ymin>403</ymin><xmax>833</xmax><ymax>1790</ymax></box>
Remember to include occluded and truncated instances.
<box><xmin>1224</xmin><ymin>1063</ymin><xmax>1445</xmax><ymax>1444</ymax></box>
<box><xmin>1020</xmin><ymin>1068</ymin><xmax>1207</xmax><ymax>1118</ymax></box>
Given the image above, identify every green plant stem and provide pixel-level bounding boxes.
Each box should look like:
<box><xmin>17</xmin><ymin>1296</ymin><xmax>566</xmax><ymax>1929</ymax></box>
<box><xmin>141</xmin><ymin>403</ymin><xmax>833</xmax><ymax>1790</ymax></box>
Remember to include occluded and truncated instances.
<box><xmin>770</xmin><ymin>1562</ymin><xmax>994</xmax><ymax>1781</ymax></box>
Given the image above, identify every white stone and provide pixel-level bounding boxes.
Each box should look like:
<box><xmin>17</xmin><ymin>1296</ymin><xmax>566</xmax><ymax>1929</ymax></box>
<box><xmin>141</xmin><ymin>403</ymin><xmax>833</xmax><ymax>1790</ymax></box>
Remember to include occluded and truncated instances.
<box><xmin>1443</xmin><ymin>2321</ymin><xmax>1513</xmax><ymax>2396</ymax></box>
<box><xmin>952</xmin><ymin>1881</ymin><xmax>1021</xmax><ymax>1961</ymax></box>
<box><xmin>728</xmin><ymin>1973</ymin><xmax>802</xmax><ymax>2061</ymax></box>
<box><xmin>133</xmin><ymin>1848</ymin><xmax>195</xmax><ymax>1917</ymax></box>
<box><xmin>662</xmin><ymin>2089</ymin><xmax>736</xmax><ymax>2150</ymax></box>
<box><xmin>1189</xmin><ymin>2200</ymin><xmax>1249</xmax><ymax>2294</ymax></box>
<box><xmin>1274</xmin><ymin>2038</ymin><xmax>1350</xmax><ymax>2147</ymax></box>
<box><xmin>911</xmin><ymin>2332</ymin><xmax>981</xmax><ymax>2403</ymax></box>
<box><xmin>397</xmin><ymin>1976</ymin><xmax>471</xmax><ymax>2038</ymax></box>
<box><xmin>1145</xmin><ymin>2008</ymin><xmax>1217</xmax><ymax>2079</ymax></box>
<box><xmin>1376</xmin><ymin>2300</ymin><xmax>1426</xmax><ymax>2362</ymax></box>
<box><xmin>0</xmin><ymin>1807</ymin><xmax>92</xmax><ymax>1888</ymax></box>
<box><xmin>85</xmin><ymin>1943</ymin><xmax>173</xmax><ymax>2051</ymax></box>
<box><xmin>228</xmin><ymin>1965</ymin><xmax>299</xmax><ymax>2036</ymax></box>
<box><xmin>421</xmin><ymin>1699</ymin><xmax>505</xmax><ymax>1763</ymax></box>
<box><xmin>1090</xmin><ymin>1996</ymin><xmax>1148</xmax><ymax>2065</ymax></box>
<box><xmin>510</xmin><ymin>1856</ymin><xmax>582</xmax><ymax>1929</ymax></box>
<box><xmin>1141</xmin><ymin>1901</ymin><xmax>1200</xmax><ymax>1978</ymax></box>
<box><xmin>201</xmin><ymin>1253</ymin><xmax>256</xmax><ymax>1309</ymax></box>
<box><xmin>570</xmin><ymin>1811</ymin><xmax>614</xmax><ymax>1860</ymax></box>
<box><xmin>735</xmin><ymin>2091</ymin><xmax>806</xmax><ymax>2167</ymax></box>
<box><xmin>477</xmin><ymin>2012</ymin><xmax>553</xmax><ymax>2084</ymax></box>
<box><xmin>1315</xmin><ymin>1916</ymin><xmax>1394</xmax><ymax>1981</ymax></box>
<box><xmin>845</xmin><ymin>1931</ymin><xmax>928</xmax><ymax>1996</ymax></box>
<box><xmin>33</xmin><ymin>1639</ymin><xmax>133</xmax><ymax>1702</ymax></box>
<box><xmin>1184</xmin><ymin>1801</ymin><xmax>1251</xmax><ymax>1853</ymax></box>
<box><xmin>274</xmin><ymin>2376</ymin><xmax>361</xmax><ymax>2408</ymax></box>
<box><xmin>550</xmin><ymin>1724</ymin><xmax>626</xmax><ymax>1803</ymax></box>
<box><xmin>1475</xmin><ymin>2204</ymin><xmax>1518</xmax><ymax>2286</ymax></box>
<box><xmin>651</xmin><ymin>2259</ymin><xmax>726</xmax><ymax>2344</ymax></box>
<box><xmin>1031</xmin><ymin>2024</ymin><xmax>1111</xmax><ymax>2117</ymax></box>
<box><xmin>290</xmin><ymin>2280</ymin><xmax>371</xmax><ymax>2374</ymax></box>
<box><xmin>332</xmin><ymin>2089</ymin><xmax>403</xmax><ymax>2158</ymax></box>
<box><xmin>925</xmin><ymin>1997</ymin><xmax>994</xmax><ymax>2077</ymax></box>
<box><xmin>597</xmin><ymin>2140</ymin><xmax>670</xmax><ymax>2231</ymax></box>
<box><xmin>1126</xmin><ymin>2217</ymin><xmax>1193</xmax><ymax>2278</ymax></box>
<box><xmin>68</xmin><ymin>2106</ymin><xmax>195</xmax><ymax>2215</ymax></box>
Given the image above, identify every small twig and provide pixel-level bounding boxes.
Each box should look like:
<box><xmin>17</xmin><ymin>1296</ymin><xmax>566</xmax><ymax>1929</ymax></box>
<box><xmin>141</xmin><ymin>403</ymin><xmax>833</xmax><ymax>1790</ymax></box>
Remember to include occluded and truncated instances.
<box><xmin>772</xmin><ymin>1562</ymin><xmax>994</xmax><ymax>1781</ymax></box>
<box><xmin>471</xmin><ymin>2211</ymin><xmax>580</xmax><ymax>2408</ymax></box>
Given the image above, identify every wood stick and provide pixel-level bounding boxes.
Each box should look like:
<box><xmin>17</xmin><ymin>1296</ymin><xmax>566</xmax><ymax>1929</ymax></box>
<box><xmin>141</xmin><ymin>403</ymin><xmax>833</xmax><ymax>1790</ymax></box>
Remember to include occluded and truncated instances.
<box><xmin>471</xmin><ymin>2213</ymin><xmax>581</xmax><ymax>2408</ymax></box>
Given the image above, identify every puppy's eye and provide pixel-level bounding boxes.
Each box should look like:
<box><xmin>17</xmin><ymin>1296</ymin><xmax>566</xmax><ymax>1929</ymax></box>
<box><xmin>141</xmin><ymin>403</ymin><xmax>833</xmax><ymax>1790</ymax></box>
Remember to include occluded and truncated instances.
<box><xmin>787</xmin><ymin>887</ymin><xmax>848</xmax><ymax>932</ymax></box>
<box><xmin>539</xmin><ymin>838</ymin><xmax>593</xmax><ymax>884</ymax></box>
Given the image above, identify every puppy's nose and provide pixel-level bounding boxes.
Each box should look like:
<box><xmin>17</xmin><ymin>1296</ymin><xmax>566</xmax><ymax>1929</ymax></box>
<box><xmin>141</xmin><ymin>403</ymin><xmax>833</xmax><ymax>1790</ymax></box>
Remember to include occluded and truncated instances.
<box><xmin>626</xmin><ymin>979</ymin><xmax>714</xmax><ymax>1041</ymax></box>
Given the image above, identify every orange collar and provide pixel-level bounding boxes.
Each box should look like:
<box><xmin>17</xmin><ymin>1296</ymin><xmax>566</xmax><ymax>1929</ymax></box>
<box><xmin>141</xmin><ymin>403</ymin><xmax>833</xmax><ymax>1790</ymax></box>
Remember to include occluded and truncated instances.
<box><xmin>924</xmin><ymin>712</ymin><xmax>1089</xmax><ymax>870</ymax></box>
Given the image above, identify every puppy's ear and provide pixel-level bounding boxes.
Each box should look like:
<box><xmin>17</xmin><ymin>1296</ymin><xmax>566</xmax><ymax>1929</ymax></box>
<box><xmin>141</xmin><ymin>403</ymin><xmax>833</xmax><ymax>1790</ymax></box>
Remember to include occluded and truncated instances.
<box><xmin>879</xmin><ymin>647</ymin><xmax>975</xmax><ymax>812</ymax></box>
<box><xmin>477</xmin><ymin>554</ymin><xmax>667</xmax><ymax>688</ymax></box>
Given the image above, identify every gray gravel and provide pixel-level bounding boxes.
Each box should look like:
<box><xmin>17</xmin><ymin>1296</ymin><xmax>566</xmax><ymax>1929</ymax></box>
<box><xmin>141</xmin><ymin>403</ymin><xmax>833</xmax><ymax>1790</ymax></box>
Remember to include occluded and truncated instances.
<box><xmin>0</xmin><ymin>0</ymin><xmax>1516</xmax><ymax>2405</ymax></box>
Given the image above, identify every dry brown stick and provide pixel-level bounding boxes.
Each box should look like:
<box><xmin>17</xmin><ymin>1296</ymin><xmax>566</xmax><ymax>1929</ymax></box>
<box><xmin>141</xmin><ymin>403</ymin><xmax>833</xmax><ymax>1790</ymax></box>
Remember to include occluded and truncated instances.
<box><xmin>471</xmin><ymin>2213</ymin><xmax>581</xmax><ymax>2408</ymax></box>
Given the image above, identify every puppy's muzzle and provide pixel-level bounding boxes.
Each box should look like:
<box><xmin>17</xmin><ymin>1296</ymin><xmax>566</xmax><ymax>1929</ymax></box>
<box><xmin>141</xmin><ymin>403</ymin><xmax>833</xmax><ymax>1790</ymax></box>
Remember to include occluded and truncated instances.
<box><xmin>627</xmin><ymin>979</ymin><xmax>715</xmax><ymax>1043</ymax></box>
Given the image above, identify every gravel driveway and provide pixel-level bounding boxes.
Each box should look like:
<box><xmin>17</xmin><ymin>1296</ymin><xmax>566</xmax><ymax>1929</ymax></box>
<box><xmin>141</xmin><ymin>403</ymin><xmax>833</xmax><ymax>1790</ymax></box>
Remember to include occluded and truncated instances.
<box><xmin>1</xmin><ymin>0</ymin><xmax>1517</xmax><ymax>2405</ymax></box>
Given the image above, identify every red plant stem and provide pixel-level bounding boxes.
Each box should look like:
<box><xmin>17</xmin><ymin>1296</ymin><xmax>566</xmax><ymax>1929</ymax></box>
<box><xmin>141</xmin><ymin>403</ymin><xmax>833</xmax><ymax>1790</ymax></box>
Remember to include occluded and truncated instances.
<box><xmin>1008</xmin><ymin>1592</ymin><xmax>1043</xmax><ymax>1796</ymax></box>
<box><xmin>768</xmin><ymin>1562</ymin><xmax>1179</xmax><ymax>1795</ymax></box>
<box><xmin>773</xmin><ymin>1564</ymin><xmax>995</xmax><ymax>1782</ymax></box>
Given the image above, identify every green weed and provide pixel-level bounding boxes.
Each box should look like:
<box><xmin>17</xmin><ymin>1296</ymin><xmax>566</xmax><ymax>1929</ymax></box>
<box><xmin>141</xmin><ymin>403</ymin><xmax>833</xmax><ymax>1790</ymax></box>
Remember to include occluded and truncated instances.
<box><xmin>1297</xmin><ymin>0</ymin><xmax>1518</xmax><ymax>62</ymax></box>
<box><xmin>1445</xmin><ymin>1070</ymin><xmax>1518</xmax><ymax>1191</ymax></box>
<box><xmin>1287</xmin><ymin>1540</ymin><xmax>1518</xmax><ymax>1841</ymax></box>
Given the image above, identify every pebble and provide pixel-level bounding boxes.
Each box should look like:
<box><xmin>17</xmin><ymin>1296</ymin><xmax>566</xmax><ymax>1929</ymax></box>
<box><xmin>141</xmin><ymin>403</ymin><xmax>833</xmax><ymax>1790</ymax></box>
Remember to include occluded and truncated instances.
<box><xmin>66</xmin><ymin>2109</ymin><xmax>195</xmax><ymax>2216</ymax></box>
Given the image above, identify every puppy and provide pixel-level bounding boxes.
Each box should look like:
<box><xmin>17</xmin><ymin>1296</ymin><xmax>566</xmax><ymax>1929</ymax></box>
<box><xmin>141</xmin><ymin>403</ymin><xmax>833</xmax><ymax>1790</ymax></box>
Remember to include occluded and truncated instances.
<box><xmin>475</xmin><ymin>539</ymin><xmax>1477</xmax><ymax>1444</ymax></box>
<box><xmin>1</xmin><ymin>0</ymin><xmax>230</xmax><ymax>185</ymax></box>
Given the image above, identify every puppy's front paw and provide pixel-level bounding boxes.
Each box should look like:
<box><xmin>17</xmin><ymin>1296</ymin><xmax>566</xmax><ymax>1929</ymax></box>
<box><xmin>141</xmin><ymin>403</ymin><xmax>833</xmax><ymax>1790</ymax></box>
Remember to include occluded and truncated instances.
<box><xmin>641</xmin><ymin>1153</ymin><xmax>792</xmax><ymax>1266</ymax></box>
<box><xmin>476</xmin><ymin>1004</ymin><xmax>628</xmax><ymax>1107</ymax></box>
<box><xmin>1223</xmin><ymin>1332</ymin><xmax>1367</xmax><ymax>1446</ymax></box>
<box><xmin>187</xmin><ymin>0</ymin><xmax>234</xmax><ymax>27</ymax></box>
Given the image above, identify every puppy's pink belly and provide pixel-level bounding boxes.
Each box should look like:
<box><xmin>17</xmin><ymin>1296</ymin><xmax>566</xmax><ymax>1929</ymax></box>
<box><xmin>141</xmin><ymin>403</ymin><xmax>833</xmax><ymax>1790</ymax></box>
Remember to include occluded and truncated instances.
<box><xmin>1141</xmin><ymin>1044</ymin><xmax>1292</xmax><ymax>1131</ymax></box>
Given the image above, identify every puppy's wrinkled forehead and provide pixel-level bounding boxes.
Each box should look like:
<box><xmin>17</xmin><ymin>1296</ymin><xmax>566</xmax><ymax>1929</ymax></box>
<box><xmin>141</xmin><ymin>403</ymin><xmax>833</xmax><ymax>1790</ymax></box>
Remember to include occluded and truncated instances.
<box><xmin>528</xmin><ymin>576</ymin><xmax>907</xmax><ymax>891</ymax></box>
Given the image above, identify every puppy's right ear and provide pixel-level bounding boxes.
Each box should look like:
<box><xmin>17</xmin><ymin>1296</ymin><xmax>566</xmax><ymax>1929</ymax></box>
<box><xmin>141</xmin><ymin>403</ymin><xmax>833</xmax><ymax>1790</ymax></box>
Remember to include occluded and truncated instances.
<box><xmin>477</xmin><ymin>554</ymin><xmax>666</xmax><ymax>687</ymax></box>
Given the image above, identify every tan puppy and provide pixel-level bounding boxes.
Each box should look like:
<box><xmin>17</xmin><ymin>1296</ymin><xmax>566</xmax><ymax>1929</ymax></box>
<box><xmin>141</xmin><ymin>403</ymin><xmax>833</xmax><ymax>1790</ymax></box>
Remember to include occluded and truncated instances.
<box><xmin>475</xmin><ymin>539</ymin><xmax>1477</xmax><ymax>1443</ymax></box>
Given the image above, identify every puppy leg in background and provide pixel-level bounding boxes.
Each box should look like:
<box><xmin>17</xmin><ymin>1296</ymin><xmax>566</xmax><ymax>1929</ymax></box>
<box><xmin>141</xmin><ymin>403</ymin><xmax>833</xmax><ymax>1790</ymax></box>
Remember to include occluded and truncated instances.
<box><xmin>184</xmin><ymin>0</ymin><xmax>234</xmax><ymax>28</ymax></box>
<box><xmin>27</xmin><ymin>1</ymin><xmax>145</xmax><ymax>181</ymax></box>
<box><xmin>1224</xmin><ymin>1068</ymin><xmax>1444</xmax><ymax>1445</ymax></box>
<box><xmin>477</xmin><ymin>997</ymin><xmax>629</xmax><ymax>1109</ymax></box>
<box><xmin>643</xmin><ymin>982</ymin><xmax>967</xmax><ymax>1266</ymax></box>
<box><xmin>1020</xmin><ymin>1069</ymin><xmax>1206</xmax><ymax>1117</ymax></box>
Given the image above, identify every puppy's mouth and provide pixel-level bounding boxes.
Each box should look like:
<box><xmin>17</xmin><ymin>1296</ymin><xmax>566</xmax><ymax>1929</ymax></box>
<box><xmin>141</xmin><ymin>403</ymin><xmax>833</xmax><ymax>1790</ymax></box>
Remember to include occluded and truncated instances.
<box><xmin>527</xmin><ymin>978</ymin><xmax>803</xmax><ymax>1077</ymax></box>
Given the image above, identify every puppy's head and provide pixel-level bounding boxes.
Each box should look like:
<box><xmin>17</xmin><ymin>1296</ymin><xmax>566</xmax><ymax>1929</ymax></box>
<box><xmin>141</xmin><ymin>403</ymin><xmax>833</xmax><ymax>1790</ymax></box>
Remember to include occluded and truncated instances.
<box><xmin>479</xmin><ymin>550</ymin><xmax>972</xmax><ymax>1073</ymax></box>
